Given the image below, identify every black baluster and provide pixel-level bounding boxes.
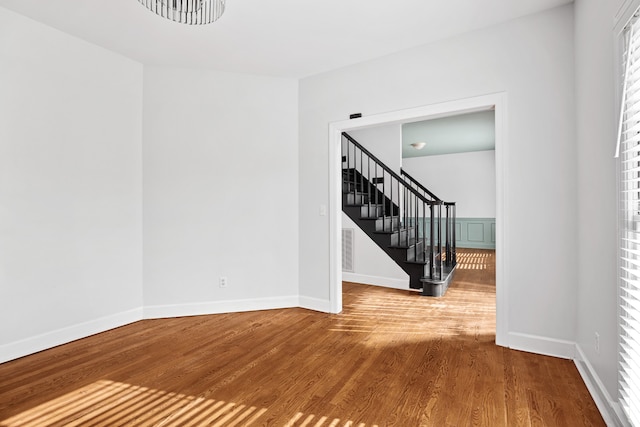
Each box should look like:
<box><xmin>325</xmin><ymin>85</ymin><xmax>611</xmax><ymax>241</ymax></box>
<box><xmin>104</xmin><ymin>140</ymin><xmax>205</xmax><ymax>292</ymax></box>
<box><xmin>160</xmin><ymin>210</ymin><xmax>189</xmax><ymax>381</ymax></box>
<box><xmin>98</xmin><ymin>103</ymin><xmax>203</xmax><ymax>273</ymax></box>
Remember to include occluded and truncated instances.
<box><xmin>422</xmin><ymin>199</ymin><xmax>426</xmax><ymax>264</ymax></box>
<box><xmin>374</xmin><ymin>162</ymin><xmax>378</xmax><ymax>217</ymax></box>
<box><xmin>445</xmin><ymin>204</ymin><xmax>450</xmax><ymax>267</ymax></box>
<box><xmin>359</xmin><ymin>150</ymin><xmax>363</xmax><ymax>203</ymax></box>
<box><xmin>404</xmin><ymin>185</ymin><xmax>408</xmax><ymax>246</ymax></box>
<box><xmin>396</xmin><ymin>175</ymin><xmax>400</xmax><ymax>233</ymax></box>
<box><xmin>438</xmin><ymin>203</ymin><xmax>443</xmax><ymax>280</ymax></box>
<box><xmin>414</xmin><ymin>194</ymin><xmax>418</xmax><ymax>263</ymax></box>
<box><xmin>429</xmin><ymin>203</ymin><xmax>435</xmax><ymax>280</ymax></box>
<box><xmin>350</xmin><ymin>141</ymin><xmax>355</xmax><ymax>202</ymax></box>
<box><xmin>452</xmin><ymin>203</ymin><xmax>457</xmax><ymax>266</ymax></box>
<box><xmin>387</xmin><ymin>171</ymin><xmax>391</xmax><ymax>231</ymax></box>
<box><xmin>367</xmin><ymin>156</ymin><xmax>371</xmax><ymax>217</ymax></box>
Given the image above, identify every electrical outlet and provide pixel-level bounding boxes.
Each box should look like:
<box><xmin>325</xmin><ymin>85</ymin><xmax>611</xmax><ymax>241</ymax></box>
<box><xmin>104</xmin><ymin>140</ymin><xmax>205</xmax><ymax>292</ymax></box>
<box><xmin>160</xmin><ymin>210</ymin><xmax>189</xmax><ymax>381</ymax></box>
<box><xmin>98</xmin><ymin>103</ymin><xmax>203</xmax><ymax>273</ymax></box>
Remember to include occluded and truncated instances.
<box><xmin>219</xmin><ymin>277</ymin><xmax>228</xmax><ymax>288</ymax></box>
<box><xmin>594</xmin><ymin>332</ymin><xmax>600</xmax><ymax>354</ymax></box>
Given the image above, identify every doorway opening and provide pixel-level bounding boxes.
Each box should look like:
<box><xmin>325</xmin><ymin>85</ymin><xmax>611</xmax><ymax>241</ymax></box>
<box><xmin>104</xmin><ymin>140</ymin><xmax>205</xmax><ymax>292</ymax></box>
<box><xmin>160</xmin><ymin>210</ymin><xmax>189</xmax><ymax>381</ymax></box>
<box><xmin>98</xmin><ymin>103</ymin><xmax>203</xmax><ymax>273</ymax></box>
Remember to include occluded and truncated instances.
<box><xmin>328</xmin><ymin>92</ymin><xmax>508</xmax><ymax>346</ymax></box>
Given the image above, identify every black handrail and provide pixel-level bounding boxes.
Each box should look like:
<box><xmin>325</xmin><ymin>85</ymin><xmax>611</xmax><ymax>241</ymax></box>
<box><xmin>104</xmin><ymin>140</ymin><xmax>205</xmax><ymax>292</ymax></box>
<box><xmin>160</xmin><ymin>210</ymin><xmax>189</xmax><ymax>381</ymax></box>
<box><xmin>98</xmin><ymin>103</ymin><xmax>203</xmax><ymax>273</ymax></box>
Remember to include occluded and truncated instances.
<box><xmin>401</xmin><ymin>168</ymin><xmax>441</xmax><ymax>202</ymax></box>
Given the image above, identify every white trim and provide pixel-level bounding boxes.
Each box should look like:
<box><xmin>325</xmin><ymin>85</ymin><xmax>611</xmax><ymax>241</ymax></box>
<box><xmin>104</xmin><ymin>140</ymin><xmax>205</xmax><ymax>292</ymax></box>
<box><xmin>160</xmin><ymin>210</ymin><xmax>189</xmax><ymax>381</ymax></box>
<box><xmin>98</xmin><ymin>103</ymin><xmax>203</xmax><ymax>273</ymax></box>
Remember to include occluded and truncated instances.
<box><xmin>1</xmin><ymin>295</ymin><xmax>321</xmax><ymax>363</ymax></box>
<box><xmin>328</xmin><ymin>92</ymin><xmax>509</xmax><ymax>345</ymax></box>
<box><xmin>143</xmin><ymin>296</ymin><xmax>299</xmax><ymax>319</ymax></box>
<box><xmin>329</xmin><ymin>124</ymin><xmax>344</xmax><ymax>314</ymax></box>
<box><xmin>574</xmin><ymin>345</ymin><xmax>626</xmax><ymax>427</ymax></box>
<box><xmin>0</xmin><ymin>308</ymin><xmax>143</xmax><ymax>364</ymax></box>
<box><xmin>342</xmin><ymin>273</ymin><xmax>412</xmax><ymax>291</ymax></box>
<box><xmin>494</xmin><ymin>94</ymin><xmax>509</xmax><ymax>348</ymax></box>
<box><xmin>298</xmin><ymin>296</ymin><xmax>334</xmax><ymax>313</ymax></box>
<box><xmin>507</xmin><ymin>332</ymin><xmax>576</xmax><ymax>359</ymax></box>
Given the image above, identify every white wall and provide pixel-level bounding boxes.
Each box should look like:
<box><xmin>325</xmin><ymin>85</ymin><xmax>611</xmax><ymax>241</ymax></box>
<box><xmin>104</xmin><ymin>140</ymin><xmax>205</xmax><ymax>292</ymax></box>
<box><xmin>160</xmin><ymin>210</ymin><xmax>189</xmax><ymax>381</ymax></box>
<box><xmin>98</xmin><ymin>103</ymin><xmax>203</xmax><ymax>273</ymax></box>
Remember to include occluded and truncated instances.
<box><xmin>342</xmin><ymin>215</ymin><xmax>409</xmax><ymax>288</ymax></box>
<box><xmin>299</xmin><ymin>5</ymin><xmax>577</xmax><ymax>351</ymax></box>
<box><xmin>402</xmin><ymin>150</ymin><xmax>496</xmax><ymax>218</ymax></box>
<box><xmin>574</xmin><ymin>0</ymin><xmax>625</xmax><ymax>418</ymax></box>
<box><xmin>348</xmin><ymin>124</ymin><xmax>402</xmax><ymax>174</ymax></box>
<box><xmin>0</xmin><ymin>7</ymin><xmax>300</xmax><ymax>362</ymax></box>
<box><xmin>0</xmin><ymin>7</ymin><xmax>143</xmax><ymax>361</ymax></box>
<box><xmin>142</xmin><ymin>67</ymin><xmax>299</xmax><ymax>314</ymax></box>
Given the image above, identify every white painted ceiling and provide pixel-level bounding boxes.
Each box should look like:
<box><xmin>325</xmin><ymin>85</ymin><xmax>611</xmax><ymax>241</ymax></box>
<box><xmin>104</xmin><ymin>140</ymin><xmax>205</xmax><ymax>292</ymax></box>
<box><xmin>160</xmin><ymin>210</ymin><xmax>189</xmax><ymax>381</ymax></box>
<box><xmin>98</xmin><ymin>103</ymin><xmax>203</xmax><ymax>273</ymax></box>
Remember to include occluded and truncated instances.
<box><xmin>402</xmin><ymin>110</ymin><xmax>495</xmax><ymax>158</ymax></box>
<box><xmin>0</xmin><ymin>0</ymin><xmax>572</xmax><ymax>78</ymax></box>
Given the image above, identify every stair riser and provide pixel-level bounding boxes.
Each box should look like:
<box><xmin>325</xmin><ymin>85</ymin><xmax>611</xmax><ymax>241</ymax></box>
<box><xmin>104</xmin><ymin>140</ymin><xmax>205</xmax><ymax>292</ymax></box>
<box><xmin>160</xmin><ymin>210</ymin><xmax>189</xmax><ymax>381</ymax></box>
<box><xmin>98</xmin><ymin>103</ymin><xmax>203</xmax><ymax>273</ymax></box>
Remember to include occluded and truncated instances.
<box><xmin>360</xmin><ymin>205</ymin><xmax>385</xmax><ymax>218</ymax></box>
<box><xmin>404</xmin><ymin>241</ymin><xmax>424</xmax><ymax>262</ymax></box>
<box><xmin>374</xmin><ymin>217</ymin><xmax>399</xmax><ymax>232</ymax></box>
<box><xmin>345</xmin><ymin>193</ymin><xmax>369</xmax><ymax>205</ymax></box>
<box><xmin>344</xmin><ymin>188</ymin><xmax>389</xmax><ymax>207</ymax></box>
<box><xmin>390</xmin><ymin>229</ymin><xmax>419</xmax><ymax>247</ymax></box>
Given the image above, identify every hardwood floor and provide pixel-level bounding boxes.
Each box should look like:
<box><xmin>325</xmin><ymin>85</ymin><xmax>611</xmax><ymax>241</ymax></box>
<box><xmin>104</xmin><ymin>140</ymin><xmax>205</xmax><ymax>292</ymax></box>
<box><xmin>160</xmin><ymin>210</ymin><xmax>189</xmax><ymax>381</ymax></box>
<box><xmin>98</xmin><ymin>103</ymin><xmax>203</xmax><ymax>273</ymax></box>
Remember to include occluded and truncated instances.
<box><xmin>0</xmin><ymin>249</ymin><xmax>604</xmax><ymax>426</ymax></box>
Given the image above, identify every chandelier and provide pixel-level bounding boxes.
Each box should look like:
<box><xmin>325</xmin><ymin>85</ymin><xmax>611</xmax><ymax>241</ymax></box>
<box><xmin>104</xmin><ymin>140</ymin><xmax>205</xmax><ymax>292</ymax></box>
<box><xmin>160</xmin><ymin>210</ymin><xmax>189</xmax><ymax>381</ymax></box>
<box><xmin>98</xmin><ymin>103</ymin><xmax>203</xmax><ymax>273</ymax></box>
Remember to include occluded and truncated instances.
<box><xmin>137</xmin><ymin>0</ymin><xmax>226</xmax><ymax>25</ymax></box>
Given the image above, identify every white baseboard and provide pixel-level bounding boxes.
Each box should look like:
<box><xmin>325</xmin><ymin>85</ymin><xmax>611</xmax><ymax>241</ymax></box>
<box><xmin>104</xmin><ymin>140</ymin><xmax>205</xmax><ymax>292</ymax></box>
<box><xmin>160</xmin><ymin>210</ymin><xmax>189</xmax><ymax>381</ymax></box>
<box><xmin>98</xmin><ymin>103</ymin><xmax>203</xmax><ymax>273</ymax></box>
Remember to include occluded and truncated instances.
<box><xmin>342</xmin><ymin>273</ymin><xmax>411</xmax><ymax>291</ymax></box>
<box><xmin>0</xmin><ymin>301</ymin><xmax>626</xmax><ymax>427</ymax></box>
<box><xmin>298</xmin><ymin>296</ymin><xmax>334</xmax><ymax>313</ymax></box>
<box><xmin>574</xmin><ymin>345</ymin><xmax>626</xmax><ymax>427</ymax></box>
<box><xmin>144</xmin><ymin>295</ymin><xmax>299</xmax><ymax>319</ymax></box>
<box><xmin>508</xmin><ymin>334</ymin><xmax>624</xmax><ymax>425</ymax></box>
<box><xmin>507</xmin><ymin>332</ymin><xmax>576</xmax><ymax>359</ymax></box>
<box><xmin>0</xmin><ymin>308</ymin><xmax>143</xmax><ymax>364</ymax></box>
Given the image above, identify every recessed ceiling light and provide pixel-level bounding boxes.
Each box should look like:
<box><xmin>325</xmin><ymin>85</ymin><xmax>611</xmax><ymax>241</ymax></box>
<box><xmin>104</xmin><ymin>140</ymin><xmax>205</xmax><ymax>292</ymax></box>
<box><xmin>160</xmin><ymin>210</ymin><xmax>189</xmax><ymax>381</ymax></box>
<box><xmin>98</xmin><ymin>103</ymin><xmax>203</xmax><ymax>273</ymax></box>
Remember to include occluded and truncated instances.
<box><xmin>410</xmin><ymin>142</ymin><xmax>426</xmax><ymax>150</ymax></box>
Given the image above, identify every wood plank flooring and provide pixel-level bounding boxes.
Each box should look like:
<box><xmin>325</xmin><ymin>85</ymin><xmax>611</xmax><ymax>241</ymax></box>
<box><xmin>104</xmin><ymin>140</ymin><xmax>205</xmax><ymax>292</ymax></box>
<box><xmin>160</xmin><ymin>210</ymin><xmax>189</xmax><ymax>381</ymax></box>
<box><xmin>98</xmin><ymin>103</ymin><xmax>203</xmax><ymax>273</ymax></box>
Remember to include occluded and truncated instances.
<box><xmin>0</xmin><ymin>249</ymin><xmax>604</xmax><ymax>426</ymax></box>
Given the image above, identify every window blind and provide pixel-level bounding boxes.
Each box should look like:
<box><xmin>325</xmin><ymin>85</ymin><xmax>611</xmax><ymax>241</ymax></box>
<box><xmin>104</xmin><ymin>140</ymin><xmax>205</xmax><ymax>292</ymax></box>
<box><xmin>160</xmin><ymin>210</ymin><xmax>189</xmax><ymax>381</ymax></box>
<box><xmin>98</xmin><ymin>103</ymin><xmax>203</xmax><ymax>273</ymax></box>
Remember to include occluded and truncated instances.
<box><xmin>619</xmin><ymin>14</ymin><xmax>640</xmax><ymax>427</ymax></box>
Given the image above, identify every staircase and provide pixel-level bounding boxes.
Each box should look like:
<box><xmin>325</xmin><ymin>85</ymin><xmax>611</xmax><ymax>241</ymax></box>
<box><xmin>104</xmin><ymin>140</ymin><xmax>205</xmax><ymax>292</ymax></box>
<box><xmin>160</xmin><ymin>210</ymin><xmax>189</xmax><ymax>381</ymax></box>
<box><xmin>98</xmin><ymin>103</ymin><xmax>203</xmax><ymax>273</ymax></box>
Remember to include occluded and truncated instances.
<box><xmin>342</xmin><ymin>132</ymin><xmax>457</xmax><ymax>297</ymax></box>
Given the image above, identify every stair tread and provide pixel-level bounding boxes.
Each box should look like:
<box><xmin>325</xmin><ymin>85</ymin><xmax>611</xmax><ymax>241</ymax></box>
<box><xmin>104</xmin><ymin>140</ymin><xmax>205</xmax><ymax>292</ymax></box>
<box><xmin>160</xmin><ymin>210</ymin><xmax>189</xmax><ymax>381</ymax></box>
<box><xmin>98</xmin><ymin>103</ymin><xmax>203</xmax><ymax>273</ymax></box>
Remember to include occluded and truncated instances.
<box><xmin>380</xmin><ymin>231</ymin><xmax>413</xmax><ymax>235</ymax></box>
<box><xmin>389</xmin><ymin>239</ymin><xmax>422</xmax><ymax>249</ymax></box>
<box><xmin>404</xmin><ymin>260</ymin><xmax>428</xmax><ymax>266</ymax></box>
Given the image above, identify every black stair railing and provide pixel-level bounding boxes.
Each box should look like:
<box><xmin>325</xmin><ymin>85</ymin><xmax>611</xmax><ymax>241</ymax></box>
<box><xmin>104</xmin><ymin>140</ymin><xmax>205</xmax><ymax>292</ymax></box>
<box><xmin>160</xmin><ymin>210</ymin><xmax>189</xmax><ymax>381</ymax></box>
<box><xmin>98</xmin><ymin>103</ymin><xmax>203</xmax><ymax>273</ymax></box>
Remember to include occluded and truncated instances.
<box><xmin>402</xmin><ymin>169</ymin><xmax>457</xmax><ymax>267</ymax></box>
<box><xmin>342</xmin><ymin>132</ymin><xmax>457</xmax><ymax>282</ymax></box>
<box><xmin>401</xmin><ymin>168</ymin><xmax>440</xmax><ymax>202</ymax></box>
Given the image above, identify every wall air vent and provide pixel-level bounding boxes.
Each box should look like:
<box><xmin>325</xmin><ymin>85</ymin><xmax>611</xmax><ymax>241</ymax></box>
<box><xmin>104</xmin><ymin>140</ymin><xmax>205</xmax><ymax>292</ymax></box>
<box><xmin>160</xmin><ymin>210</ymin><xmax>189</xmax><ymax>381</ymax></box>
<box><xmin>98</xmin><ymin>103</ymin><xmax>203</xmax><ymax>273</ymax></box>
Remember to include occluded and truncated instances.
<box><xmin>342</xmin><ymin>228</ymin><xmax>354</xmax><ymax>272</ymax></box>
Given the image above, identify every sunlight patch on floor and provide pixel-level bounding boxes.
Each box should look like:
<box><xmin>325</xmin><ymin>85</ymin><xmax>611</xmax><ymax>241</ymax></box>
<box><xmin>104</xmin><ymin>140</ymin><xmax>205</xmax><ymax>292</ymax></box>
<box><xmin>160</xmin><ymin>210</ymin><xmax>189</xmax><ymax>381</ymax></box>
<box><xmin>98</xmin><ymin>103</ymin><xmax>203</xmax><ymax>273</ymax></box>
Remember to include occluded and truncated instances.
<box><xmin>455</xmin><ymin>250</ymin><xmax>494</xmax><ymax>270</ymax></box>
<box><xmin>339</xmin><ymin>250</ymin><xmax>496</xmax><ymax>344</ymax></box>
<box><xmin>1</xmin><ymin>380</ymin><xmax>382</xmax><ymax>427</ymax></box>
<box><xmin>286</xmin><ymin>412</ymin><xmax>377</xmax><ymax>427</ymax></box>
<box><xmin>0</xmin><ymin>380</ymin><xmax>265</xmax><ymax>427</ymax></box>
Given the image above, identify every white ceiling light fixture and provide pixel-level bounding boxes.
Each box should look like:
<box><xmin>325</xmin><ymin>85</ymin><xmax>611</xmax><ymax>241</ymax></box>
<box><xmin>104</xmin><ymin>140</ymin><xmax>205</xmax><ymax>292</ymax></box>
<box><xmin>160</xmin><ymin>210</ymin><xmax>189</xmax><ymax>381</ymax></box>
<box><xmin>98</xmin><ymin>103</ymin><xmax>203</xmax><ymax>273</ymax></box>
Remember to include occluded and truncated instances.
<box><xmin>137</xmin><ymin>0</ymin><xmax>226</xmax><ymax>25</ymax></box>
<box><xmin>410</xmin><ymin>142</ymin><xmax>426</xmax><ymax>150</ymax></box>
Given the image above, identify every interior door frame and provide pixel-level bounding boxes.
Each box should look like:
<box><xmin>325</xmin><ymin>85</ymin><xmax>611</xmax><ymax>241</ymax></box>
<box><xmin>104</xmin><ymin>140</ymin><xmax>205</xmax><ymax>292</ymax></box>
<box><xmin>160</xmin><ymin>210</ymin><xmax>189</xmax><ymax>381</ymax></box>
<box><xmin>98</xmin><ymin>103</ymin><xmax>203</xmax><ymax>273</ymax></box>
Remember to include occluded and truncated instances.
<box><xmin>328</xmin><ymin>92</ymin><xmax>508</xmax><ymax>346</ymax></box>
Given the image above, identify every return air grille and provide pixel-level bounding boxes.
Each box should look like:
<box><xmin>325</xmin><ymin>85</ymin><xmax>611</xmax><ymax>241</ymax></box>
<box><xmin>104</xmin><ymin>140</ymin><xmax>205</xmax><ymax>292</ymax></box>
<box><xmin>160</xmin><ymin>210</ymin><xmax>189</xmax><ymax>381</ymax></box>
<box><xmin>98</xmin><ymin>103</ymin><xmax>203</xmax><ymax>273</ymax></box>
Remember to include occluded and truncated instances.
<box><xmin>342</xmin><ymin>228</ymin><xmax>354</xmax><ymax>272</ymax></box>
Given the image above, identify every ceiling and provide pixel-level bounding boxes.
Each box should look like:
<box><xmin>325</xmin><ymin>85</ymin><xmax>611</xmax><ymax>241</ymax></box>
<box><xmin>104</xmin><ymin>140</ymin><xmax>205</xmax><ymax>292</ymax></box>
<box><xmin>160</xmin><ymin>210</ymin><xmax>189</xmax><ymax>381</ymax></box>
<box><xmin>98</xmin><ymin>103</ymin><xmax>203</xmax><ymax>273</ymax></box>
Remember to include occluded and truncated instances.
<box><xmin>402</xmin><ymin>110</ymin><xmax>495</xmax><ymax>158</ymax></box>
<box><xmin>0</xmin><ymin>0</ymin><xmax>572</xmax><ymax>78</ymax></box>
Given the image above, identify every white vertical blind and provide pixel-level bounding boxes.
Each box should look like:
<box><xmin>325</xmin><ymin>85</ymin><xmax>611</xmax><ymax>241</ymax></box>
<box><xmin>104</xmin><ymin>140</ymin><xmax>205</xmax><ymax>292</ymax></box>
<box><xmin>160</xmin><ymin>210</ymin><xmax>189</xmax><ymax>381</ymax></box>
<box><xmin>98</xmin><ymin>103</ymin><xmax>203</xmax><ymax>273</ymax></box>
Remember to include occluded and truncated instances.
<box><xmin>619</xmin><ymin>13</ymin><xmax>640</xmax><ymax>427</ymax></box>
